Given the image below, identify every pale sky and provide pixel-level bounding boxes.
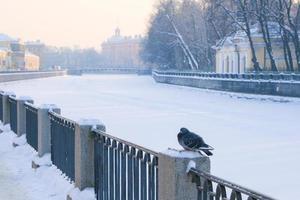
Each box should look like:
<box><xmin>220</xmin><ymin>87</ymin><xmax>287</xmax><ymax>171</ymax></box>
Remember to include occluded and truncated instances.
<box><xmin>0</xmin><ymin>0</ymin><xmax>156</xmax><ymax>48</ymax></box>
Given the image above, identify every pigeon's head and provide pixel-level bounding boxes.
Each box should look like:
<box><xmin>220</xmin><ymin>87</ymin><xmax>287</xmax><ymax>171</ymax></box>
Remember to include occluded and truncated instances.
<box><xmin>179</xmin><ymin>127</ymin><xmax>190</xmax><ymax>134</ymax></box>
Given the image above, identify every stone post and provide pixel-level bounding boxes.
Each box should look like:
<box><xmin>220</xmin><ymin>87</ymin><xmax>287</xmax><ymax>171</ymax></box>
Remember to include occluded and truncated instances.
<box><xmin>158</xmin><ymin>149</ymin><xmax>211</xmax><ymax>200</ymax></box>
<box><xmin>2</xmin><ymin>92</ymin><xmax>15</xmax><ymax>125</ymax></box>
<box><xmin>74</xmin><ymin>119</ymin><xmax>105</xmax><ymax>190</ymax></box>
<box><xmin>17</xmin><ymin>97</ymin><xmax>34</xmax><ymax>136</ymax></box>
<box><xmin>37</xmin><ymin>104</ymin><xmax>61</xmax><ymax>157</ymax></box>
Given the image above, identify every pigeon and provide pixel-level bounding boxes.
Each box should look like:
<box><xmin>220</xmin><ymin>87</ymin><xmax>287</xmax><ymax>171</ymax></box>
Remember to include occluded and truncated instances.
<box><xmin>177</xmin><ymin>127</ymin><xmax>214</xmax><ymax>156</ymax></box>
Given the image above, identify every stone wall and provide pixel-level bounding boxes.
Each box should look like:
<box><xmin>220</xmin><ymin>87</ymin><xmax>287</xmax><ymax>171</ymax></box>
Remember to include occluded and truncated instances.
<box><xmin>153</xmin><ymin>71</ymin><xmax>300</xmax><ymax>98</ymax></box>
<box><xmin>0</xmin><ymin>70</ymin><xmax>66</xmax><ymax>83</ymax></box>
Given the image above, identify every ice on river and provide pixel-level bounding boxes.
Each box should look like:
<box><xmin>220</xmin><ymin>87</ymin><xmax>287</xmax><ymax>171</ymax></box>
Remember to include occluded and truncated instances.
<box><xmin>1</xmin><ymin>74</ymin><xmax>299</xmax><ymax>200</ymax></box>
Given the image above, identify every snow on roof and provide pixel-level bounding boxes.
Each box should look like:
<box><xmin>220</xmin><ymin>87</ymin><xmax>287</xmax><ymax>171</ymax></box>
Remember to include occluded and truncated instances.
<box><xmin>0</xmin><ymin>33</ymin><xmax>16</xmax><ymax>42</ymax></box>
<box><xmin>102</xmin><ymin>28</ymin><xmax>143</xmax><ymax>45</ymax></box>
<box><xmin>25</xmin><ymin>51</ymin><xmax>39</xmax><ymax>58</ymax></box>
<box><xmin>25</xmin><ymin>40</ymin><xmax>44</xmax><ymax>46</ymax></box>
<box><xmin>214</xmin><ymin>22</ymin><xmax>282</xmax><ymax>49</ymax></box>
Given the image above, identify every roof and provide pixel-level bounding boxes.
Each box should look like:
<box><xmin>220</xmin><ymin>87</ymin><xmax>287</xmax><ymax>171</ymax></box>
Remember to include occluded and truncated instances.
<box><xmin>102</xmin><ymin>28</ymin><xmax>143</xmax><ymax>45</ymax></box>
<box><xmin>25</xmin><ymin>40</ymin><xmax>45</xmax><ymax>46</ymax></box>
<box><xmin>0</xmin><ymin>33</ymin><xmax>16</xmax><ymax>42</ymax></box>
<box><xmin>213</xmin><ymin>22</ymin><xmax>282</xmax><ymax>50</ymax></box>
<box><xmin>25</xmin><ymin>51</ymin><xmax>39</xmax><ymax>58</ymax></box>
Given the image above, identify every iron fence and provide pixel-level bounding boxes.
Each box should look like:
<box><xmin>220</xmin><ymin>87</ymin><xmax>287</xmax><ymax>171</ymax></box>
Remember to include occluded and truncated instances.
<box><xmin>188</xmin><ymin>168</ymin><xmax>276</xmax><ymax>200</ymax></box>
<box><xmin>49</xmin><ymin>111</ymin><xmax>75</xmax><ymax>182</ymax></box>
<box><xmin>153</xmin><ymin>70</ymin><xmax>300</xmax><ymax>82</ymax></box>
<box><xmin>9</xmin><ymin>96</ymin><xmax>17</xmax><ymax>134</ymax></box>
<box><xmin>93</xmin><ymin>129</ymin><xmax>159</xmax><ymax>200</ymax></box>
<box><xmin>0</xmin><ymin>92</ymin><xmax>3</xmax><ymax>122</ymax></box>
<box><xmin>25</xmin><ymin>102</ymin><xmax>38</xmax><ymax>151</ymax></box>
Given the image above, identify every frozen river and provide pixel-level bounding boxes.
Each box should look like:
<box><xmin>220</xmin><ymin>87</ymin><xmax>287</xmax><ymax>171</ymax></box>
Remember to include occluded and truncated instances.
<box><xmin>1</xmin><ymin>74</ymin><xmax>299</xmax><ymax>199</ymax></box>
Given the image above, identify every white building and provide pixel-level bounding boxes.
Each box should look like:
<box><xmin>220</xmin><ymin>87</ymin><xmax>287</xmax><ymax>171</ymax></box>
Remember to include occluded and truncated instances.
<box><xmin>213</xmin><ymin>23</ymin><xmax>294</xmax><ymax>73</ymax></box>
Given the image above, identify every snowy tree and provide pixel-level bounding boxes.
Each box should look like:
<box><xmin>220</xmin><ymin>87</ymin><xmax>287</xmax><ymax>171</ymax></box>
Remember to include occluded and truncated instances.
<box><xmin>142</xmin><ymin>0</ymin><xmax>234</xmax><ymax>71</ymax></box>
<box><xmin>220</xmin><ymin>0</ymin><xmax>262</xmax><ymax>71</ymax></box>
<box><xmin>141</xmin><ymin>0</ymin><xmax>178</xmax><ymax>69</ymax></box>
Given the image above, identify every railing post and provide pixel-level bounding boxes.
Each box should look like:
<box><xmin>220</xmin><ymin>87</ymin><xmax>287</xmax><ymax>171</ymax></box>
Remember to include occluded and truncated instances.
<box><xmin>37</xmin><ymin>104</ymin><xmax>60</xmax><ymax>157</ymax></box>
<box><xmin>74</xmin><ymin>119</ymin><xmax>105</xmax><ymax>190</ymax></box>
<box><xmin>158</xmin><ymin>149</ymin><xmax>210</xmax><ymax>200</ymax></box>
<box><xmin>17</xmin><ymin>97</ymin><xmax>33</xmax><ymax>136</ymax></box>
<box><xmin>2</xmin><ymin>92</ymin><xmax>15</xmax><ymax>125</ymax></box>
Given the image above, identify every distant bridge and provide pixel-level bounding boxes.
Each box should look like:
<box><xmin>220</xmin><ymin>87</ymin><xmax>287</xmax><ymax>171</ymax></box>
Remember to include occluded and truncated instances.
<box><xmin>67</xmin><ymin>67</ymin><xmax>151</xmax><ymax>75</ymax></box>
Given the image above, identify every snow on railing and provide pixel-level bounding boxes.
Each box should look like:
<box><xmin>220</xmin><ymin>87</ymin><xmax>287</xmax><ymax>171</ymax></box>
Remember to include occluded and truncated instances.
<box><xmin>153</xmin><ymin>70</ymin><xmax>300</xmax><ymax>81</ymax></box>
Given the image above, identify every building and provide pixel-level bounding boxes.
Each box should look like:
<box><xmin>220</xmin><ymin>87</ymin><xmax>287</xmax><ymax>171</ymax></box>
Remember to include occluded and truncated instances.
<box><xmin>25</xmin><ymin>52</ymin><xmax>40</xmax><ymax>71</ymax></box>
<box><xmin>0</xmin><ymin>50</ymin><xmax>10</xmax><ymax>70</ymax></box>
<box><xmin>0</xmin><ymin>33</ymin><xmax>40</xmax><ymax>71</ymax></box>
<box><xmin>25</xmin><ymin>40</ymin><xmax>46</xmax><ymax>68</ymax></box>
<box><xmin>214</xmin><ymin>23</ymin><xmax>296</xmax><ymax>73</ymax></box>
<box><xmin>10</xmin><ymin>40</ymin><xmax>25</xmax><ymax>70</ymax></box>
<box><xmin>101</xmin><ymin>28</ymin><xmax>144</xmax><ymax>68</ymax></box>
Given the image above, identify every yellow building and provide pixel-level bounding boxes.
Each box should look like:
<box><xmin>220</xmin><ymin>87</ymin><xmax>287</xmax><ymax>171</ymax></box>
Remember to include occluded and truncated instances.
<box><xmin>214</xmin><ymin>23</ymin><xmax>296</xmax><ymax>73</ymax></box>
<box><xmin>101</xmin><ymin>28</ymin><xmax>144</xmax><ymax>68</ymax></box>
<box><xmin>0</xmin><ymin>50</ymin><xmax>10</xmax><ymax>70</ymax></box>
<box><xmin>25</xmin><ymin>52</ymin><xmax>40</xmax><ymax>71</ymax></box>
<box><xmin>0</xmin><ymin>33</ymin><xmax>40</xmax><ymax>71</ymax></box>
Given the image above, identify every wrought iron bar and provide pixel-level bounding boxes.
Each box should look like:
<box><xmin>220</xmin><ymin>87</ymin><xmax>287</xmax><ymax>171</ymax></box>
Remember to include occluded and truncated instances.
<box><xmin>25</xmin><ymin>102</ymin><xmax>38</xmax><ymax>151</ymax></box>
<box><xmin>49</xmin><ymin>111</ymin><xmax>75</xmax><ymax>182</ymax></box>
<box><xmin>188</xmin><ymin>168</ymin><xmax>277</xmax><ymax>200</ymax></box>
<box><xmin>93</xmin><ymin>129</ymin><xmax>159</xmax><ymax>200</ymax></box>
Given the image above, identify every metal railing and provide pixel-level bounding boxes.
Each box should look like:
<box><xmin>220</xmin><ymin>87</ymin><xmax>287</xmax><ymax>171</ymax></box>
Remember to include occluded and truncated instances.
<box><xmin>25</xmin><ymin>102</ymin><xmax>38</xmax><ymax>151</ymax></box>
<box><xmin>188</xmin><ymin>168</ymin><xmax>276</xmax><ymax>200</ymax></box>
<box><xmin>153</xmin><ymin>70</ymin><xmax>300</xmax><ymax>82</ymax></box>
<box><xmin>8</xmin><ymin>96</ymin><xmax>18</xmax><ymax>134</ymax></box>
<box><xmin>0</xmin><ymin>92</ymin><xmax>3</xmax><ymax>122</ymax></box>
<box><xmin>92</xmin><ymin>129</ymin><xmax>159</xmax><ymax>200</ymax></box>
<box><xmin>49</xmin><ymin>111</ymin><xmax>76</xmax><ymax>182</ymax></box>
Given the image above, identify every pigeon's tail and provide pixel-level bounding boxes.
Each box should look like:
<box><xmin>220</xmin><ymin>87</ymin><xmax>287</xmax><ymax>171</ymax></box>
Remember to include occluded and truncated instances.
<box><xmin>203</xmin><ymin>149</ymin><xmax>213</xmax><ymax>156</ymax></box>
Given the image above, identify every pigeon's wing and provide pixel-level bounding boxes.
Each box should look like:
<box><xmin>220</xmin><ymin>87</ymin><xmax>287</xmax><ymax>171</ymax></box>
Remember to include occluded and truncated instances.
<box><xmin>189</xmin><ymin>132</ymin><xmax>214</xmax><ymax>150</ymax></box>
<box><xmin>183</xmin><ymin>133</ymin><xmax>202</xmax><ymax>149</ymax></box>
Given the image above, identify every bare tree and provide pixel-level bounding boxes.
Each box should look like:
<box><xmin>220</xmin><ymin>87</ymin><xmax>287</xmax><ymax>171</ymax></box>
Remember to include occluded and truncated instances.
<box><xmin>285</xmin><ymin>0</ymin><xmax>300</xmax><ymax>71</ymax></box>
<box><xmin>253</xmin><ymin>0</ymin><xmax>278</xmax><ymax>71</ymax></box>
<box><xmin>271</xmin><ymin>0</ymin><xmax>294</xmax><ymax>71</ymax></box>
<box><xmin>220</xmin><ymin>0</ymin><xmax>262</xmax><ymax>71</ymax></box>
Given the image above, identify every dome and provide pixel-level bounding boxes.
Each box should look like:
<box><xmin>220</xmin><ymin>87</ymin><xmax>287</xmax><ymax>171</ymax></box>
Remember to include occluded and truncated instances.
<box><xmin>115</xmin><ymin>27</ymin><xmax>121</xmax><ymax>37</ymax></box>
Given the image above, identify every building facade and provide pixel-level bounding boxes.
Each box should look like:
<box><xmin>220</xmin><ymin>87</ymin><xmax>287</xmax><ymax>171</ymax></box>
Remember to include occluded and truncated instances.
<box><xmin>25</xmin><ymin>40</ymin><xmax>46</xmax><ymax>69</ymax></box>
<box><xmin>25</xmin><ymin>52</ymin><xmax>40</xmax><ymax>71</ymax></box>
<box><xmin>0</xmin><ymin>50</ymin><xmax>10</xmax><ymax>70</ymax></box>
<box><xmin>214</xmin><ymin>23</ymin><xmax>296</xmax><ymax>73</ymax></box>
<box><xmin>101</xmin><ymin>28</ymin><xmax>144</xmax><ymax>68</ymax></box>
<box><xmin>0</xmin><ymin>34</ymin><xmax>40</xmax><ymax>71</ymax></box>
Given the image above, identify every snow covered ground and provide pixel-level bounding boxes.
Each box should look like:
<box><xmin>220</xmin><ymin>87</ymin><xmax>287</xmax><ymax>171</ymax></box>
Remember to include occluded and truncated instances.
<box><xmin>0</xmin><ymin>74</ymin><xmax>299</xmax><ymax>199</ymax></box>
<box><xmin>0</xmin><ymin>125</ymin><xmax>95</xmax><ymax>200</ymax></box>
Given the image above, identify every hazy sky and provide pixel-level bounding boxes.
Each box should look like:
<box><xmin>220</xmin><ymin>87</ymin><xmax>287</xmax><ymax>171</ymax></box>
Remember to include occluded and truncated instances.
<box><xmin>0</xmin><ymin>0</ymin><xmax>156</xmax><ymax>48</ymax></box>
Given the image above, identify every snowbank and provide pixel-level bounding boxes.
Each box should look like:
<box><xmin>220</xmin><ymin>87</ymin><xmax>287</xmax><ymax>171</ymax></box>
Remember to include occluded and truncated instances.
<box><xmin>0</xmin><ymin>124</ymin><xmax>96</xmax><ymax>200</ymax></box>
